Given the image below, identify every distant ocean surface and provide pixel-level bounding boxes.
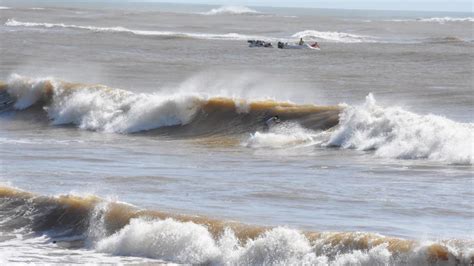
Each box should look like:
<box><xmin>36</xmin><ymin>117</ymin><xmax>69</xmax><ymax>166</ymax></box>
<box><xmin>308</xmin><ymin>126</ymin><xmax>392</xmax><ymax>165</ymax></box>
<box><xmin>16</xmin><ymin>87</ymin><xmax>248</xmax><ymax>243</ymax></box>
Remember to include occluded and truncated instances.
<box><xmin>0</xmin><ymin>2</ymin><xmax>473</xmax><ymax>264</ymax></box>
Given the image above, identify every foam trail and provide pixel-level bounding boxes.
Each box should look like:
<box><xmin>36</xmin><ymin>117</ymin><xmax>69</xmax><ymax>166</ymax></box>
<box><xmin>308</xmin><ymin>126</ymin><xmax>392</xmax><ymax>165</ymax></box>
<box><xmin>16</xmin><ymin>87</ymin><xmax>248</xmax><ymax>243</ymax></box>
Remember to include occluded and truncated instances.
<box><xmin>202</xmin><ymin>6</ymin><xmax>260</xmax><ymax>15</ymax></box>
<box><xmin>293</xmin><ymin>30</ymin><xmax>378</xmax><ymax>43</ymax></box>
<box><xmin>5</xmin><ymin>19</ymin><xmax>266</xmax><ymax>41</ymax></box>
<box><xmin>327</xmin><ymin>94</ymin><xmax>474</xmax><ymax>165</ymax></box>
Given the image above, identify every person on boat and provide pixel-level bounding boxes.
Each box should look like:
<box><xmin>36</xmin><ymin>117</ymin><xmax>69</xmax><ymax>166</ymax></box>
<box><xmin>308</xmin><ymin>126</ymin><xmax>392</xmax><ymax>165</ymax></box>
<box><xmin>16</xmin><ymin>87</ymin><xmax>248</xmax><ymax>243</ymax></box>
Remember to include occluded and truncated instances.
<box><xmin>299</xmin><ymin>38</ymin><xmax>304</xmax><ymax>45</ymax></box>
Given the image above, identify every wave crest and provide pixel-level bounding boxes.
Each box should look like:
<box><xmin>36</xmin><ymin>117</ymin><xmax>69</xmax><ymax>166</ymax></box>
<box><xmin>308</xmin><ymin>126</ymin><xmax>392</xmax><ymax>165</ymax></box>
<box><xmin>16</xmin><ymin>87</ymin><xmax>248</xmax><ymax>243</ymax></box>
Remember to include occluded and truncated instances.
<box><xmin>202</xmin><ymin>6</ymin><xmax>260</xmax><ymax>16</ymax></box>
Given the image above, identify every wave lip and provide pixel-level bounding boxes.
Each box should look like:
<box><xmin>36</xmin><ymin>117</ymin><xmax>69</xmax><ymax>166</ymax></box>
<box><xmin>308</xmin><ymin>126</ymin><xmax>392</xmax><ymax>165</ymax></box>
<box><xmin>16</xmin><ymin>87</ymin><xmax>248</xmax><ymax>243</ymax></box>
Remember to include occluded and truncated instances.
<box><xmin>4</xmin><ymin>19</ymin><xmax>265</xmax><ymax>41</ymax></box>
<box><xmin>202</xmin><ymin>6</ymin><xmax>261</xmax><ymax>16</ymax></box>
<box><xmin>292</xmin><ymin>30</ymin><xmax>379</xmax><ymax>43</ymax></box>
<box><xmin>0</xmin><ymin>186</ymin><xmax>472</xmax><ymax>265</ymax></box>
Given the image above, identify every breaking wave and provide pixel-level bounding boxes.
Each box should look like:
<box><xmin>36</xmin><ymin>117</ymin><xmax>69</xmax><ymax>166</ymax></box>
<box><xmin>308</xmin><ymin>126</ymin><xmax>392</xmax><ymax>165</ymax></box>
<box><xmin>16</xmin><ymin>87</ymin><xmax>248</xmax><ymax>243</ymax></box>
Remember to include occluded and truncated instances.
<box><xmin>202</xmin><ymin>6</ymin><xmax>261</xmax><ymax>16</ymax></box>
<box><xmin>326</xmin><ymin>94</ymin><xmax>474</xmax><ymax>165</ymax></box>
<box><xmin>244</xmin><ymin>96</ymin><xmax>473</xmax><ymax>165</ymax></box>
<box><xmin>1</xmin><ymin>75</ymin><xmax>472</xmax><ymax>164</ymax></box>
<box><xmin>0</xmin><ymin>74</ymin><xmax>339</xmax><ymax>135</ymax></box>
<box><xmin>4</xmin><ymin>19</ymin><xmax>265</xmax><ymax>41</ymax></box>
<box><xmin>292</xmin><ymin>30</ymin><xmax>378</xmax><ymax>43</ymax></box>
<box><xmin>0</xmin><ymin>186</ymin><xmax>472</xmax><ymax>265</ymax></box>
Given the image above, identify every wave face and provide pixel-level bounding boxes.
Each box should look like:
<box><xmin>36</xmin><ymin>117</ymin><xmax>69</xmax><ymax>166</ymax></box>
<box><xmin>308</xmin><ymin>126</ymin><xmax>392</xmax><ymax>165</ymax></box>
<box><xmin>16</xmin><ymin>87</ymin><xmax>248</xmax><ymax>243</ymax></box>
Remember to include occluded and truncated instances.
<box><xmin>0</xmin><ymin>74</ymin><xmax>340</xmax><ymax>135</ymax></box>
<box><xmin>292</xmin><ymin>30</ymin><xmax>378</xmax><ymax>43</ymax></box>
<box><xmin>202</xmin><ymin>6</ymin><xmax>260</xmax><ymax>15</ymax></box>
<box><xmin>4</xmin><ymin>19</ymin><xmax>264</xmax><ymax>41</ymax></box>
<box><xmin>327</xmin><ymin>94</ymin><xmax>474</xmax><ymax>165</ymax></box>
<box><xmin>0</xmin><ymin>186</ymin><xmax>472</xmax><ymax>265</ymax></box>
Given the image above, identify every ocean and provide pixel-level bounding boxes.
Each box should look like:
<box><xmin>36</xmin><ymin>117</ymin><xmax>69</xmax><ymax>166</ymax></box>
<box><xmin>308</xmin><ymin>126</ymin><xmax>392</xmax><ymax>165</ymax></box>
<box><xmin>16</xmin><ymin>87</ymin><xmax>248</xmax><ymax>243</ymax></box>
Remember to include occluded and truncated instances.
<box><xmin>0</xmin><ymin>2</ymin><xmax>473</xmax><ymax>264</ymax></box>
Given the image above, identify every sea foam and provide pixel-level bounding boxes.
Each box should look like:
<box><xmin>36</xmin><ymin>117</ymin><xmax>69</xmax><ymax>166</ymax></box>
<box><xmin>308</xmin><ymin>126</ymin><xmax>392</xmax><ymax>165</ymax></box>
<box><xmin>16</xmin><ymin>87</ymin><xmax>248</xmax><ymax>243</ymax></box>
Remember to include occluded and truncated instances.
<box><xmin>245</xmin><ymin>122</ymin><xmax>322</xmax><ymax>148</ymax></box>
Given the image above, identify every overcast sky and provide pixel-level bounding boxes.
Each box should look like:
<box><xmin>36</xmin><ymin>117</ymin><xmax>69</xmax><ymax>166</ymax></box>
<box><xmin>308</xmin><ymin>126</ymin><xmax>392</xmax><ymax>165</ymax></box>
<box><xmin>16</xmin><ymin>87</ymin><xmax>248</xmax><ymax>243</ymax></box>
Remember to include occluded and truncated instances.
<box><xmin>135</xmin><ymin>0</ymin><xmax>471</xmax><ymax>12</ymax></box>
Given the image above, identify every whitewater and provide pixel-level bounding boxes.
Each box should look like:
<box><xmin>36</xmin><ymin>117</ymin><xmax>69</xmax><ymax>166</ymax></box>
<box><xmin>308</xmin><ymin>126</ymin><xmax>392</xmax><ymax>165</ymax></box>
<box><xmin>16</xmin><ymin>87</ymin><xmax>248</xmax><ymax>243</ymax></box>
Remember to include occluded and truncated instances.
<box><xmin>0</xmin><ymin>2</ymin><xmax>473</xmax><ymax>265</ymax></box>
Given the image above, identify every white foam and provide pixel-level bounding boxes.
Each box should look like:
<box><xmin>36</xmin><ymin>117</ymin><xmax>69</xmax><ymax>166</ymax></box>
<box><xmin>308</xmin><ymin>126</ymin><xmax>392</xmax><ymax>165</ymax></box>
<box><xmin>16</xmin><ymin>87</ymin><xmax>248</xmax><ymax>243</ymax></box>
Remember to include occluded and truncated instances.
<box><xmin>292</xmin><ymin>30</ymin><xmax>378</xmax><ymax>43</ymax></box>
<box><xmin>0</xmin><ymin>6</ymin><xmax>10</xmax><ymax>10</ymax></box>
<box><xmin>202</xmin><ymin>6</ymin><xmax>260</xmax><ymax>16</ymax></box>
<box><xmin>327</xmin><ymin>94</ymin><xmax>474</xmax><ymax>165</ymax></box>
<box><xmin>96</xmin><ymin>218</ymin><xmax>221</xmax><ymax>264</ymax></box>
<box><xmin>5</xmin><ymin>19</ymin><xmax>265</xmax><ymax>41</ymax></box>
<box><xmin>245</xmin><ymin>122</ymin><xmax>322</xmax><ymax>148</ymax></box>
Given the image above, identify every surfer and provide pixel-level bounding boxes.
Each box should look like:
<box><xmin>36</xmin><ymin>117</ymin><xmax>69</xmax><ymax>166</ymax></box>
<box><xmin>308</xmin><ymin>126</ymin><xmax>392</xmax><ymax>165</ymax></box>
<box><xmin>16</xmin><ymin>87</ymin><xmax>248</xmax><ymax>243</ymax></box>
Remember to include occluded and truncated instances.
<box><xmin>264</xmin><ymin>116</ymin><xmax>281</xmax><ymax>131</ymax></box>
<box><xmin>311</xmin><ymin>42</ymin><xmax>320</xmax><ymax>49</ymax></box>
<box><xmin>299</xmin><ymin>38</ymin><xmax>304</xmax><ymax>45</ymax></box>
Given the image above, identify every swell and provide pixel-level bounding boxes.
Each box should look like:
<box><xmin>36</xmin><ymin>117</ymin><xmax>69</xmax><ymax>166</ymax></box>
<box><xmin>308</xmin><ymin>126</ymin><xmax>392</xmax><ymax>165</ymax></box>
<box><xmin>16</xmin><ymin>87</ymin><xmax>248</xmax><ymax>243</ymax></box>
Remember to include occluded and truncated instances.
<box><xmin>5</xmin><ymin>19</ymin><xmax>381</xmax><ymax>43</ymax></box>
<box><xmin>4</xmin><ymin>19</ymin><xmax>266</xmax><ymax>41</ymax></box>
<box><xmin>0</xmin><ymin>75</ymin><xmax>340</xmax><ymax>136</ymax></box>
<box><xmin>0</xmin><ymin>186</ymin><xmax>472</xmax><ymax>265</ymax></box>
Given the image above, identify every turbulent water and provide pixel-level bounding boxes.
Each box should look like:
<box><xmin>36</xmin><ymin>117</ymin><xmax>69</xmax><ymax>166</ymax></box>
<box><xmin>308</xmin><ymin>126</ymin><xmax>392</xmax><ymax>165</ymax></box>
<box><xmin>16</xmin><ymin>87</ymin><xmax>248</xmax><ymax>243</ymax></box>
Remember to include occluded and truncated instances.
<box><xmin>0</xmin><ymin>2</ymin><xmax>473</xmax><ymax>265</ymax></box>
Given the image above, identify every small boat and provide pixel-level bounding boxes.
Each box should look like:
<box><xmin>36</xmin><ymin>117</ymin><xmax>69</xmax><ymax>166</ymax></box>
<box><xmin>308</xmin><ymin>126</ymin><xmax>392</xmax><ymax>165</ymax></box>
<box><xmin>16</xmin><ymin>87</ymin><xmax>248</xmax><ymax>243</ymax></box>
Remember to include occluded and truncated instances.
<box><xmin>247</xmin><ymin>40</ymin><xmax>273</xmax><ymax>48</ymax></box>
<box><xmin>277</xmin><ymin>42</ymin><xmax>320</xmax><ymax>50</ymax></box>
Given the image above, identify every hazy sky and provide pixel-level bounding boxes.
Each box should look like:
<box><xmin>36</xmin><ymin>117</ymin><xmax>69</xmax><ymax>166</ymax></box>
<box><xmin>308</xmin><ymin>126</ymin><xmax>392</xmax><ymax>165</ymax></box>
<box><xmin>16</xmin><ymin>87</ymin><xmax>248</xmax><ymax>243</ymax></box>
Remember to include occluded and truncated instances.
<box><xmin>137</xmin><ymin>0</ymin><xmax>472</xmax><ymax>12</ymax></box>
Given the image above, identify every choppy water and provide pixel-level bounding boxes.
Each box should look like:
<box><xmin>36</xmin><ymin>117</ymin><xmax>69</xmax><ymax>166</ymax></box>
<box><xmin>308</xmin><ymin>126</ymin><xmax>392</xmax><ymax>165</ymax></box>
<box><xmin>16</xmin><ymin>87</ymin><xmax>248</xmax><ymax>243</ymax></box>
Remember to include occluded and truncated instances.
<box><xmin>0</xmin><ymin>2</ymin><xmax>473</xmax><ymax>265</ymax></box>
